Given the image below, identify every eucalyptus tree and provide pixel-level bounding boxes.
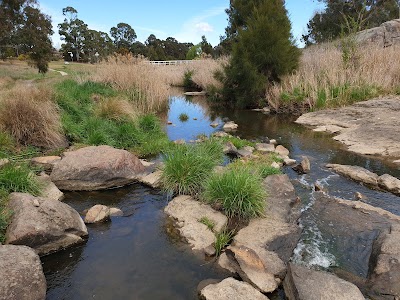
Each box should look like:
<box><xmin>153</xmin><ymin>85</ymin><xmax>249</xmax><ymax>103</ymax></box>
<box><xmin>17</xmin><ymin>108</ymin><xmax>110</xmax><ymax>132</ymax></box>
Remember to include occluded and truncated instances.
<box><xmin>110</xmin><ymin>22</ymin><xmax>137</xmax><ymax>52</ymax></box>
<box><xmin>0</xmin><ymin>0</ymin><xmax>53</xmax><ymax>73</ymax></box>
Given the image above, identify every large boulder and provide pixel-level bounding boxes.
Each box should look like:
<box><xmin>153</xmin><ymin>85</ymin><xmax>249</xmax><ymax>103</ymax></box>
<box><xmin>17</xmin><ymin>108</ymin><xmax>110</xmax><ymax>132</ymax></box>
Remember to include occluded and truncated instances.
<box><xmin>199</xmin><ymin>277</ymin><xmax>269</xmax><ymax>300</ymax></box>
<box><xmin>356</xmin><ymin>19</ymin><xmax>400</xmax><ymax>47</ymax></box>
<box><xmin>164</xmin><ymin>195</ymin><xmax>228</xmax><ymax>252</ymax></box>
<box><xmin>0</xmin><ymin>245</ymin><xmax>46</xmax><ymax>300</ymax></box>
<box><xmin>326</xmin><ymin>164</ymin><xmax>379</xmax><ymax>186</ymax></box>
<box><xmin>283</xmin><ymin>263</ymin><xmax>365</xmax><ymax>300</ymax></box>
<box><xmin>50</xmin><ymin>145</ymin><xmax>145</xmax><ymax>191</ymax></box>
<box><xmin>5</xmin><ymin>193</ymin><xmax>88</xmax><ymax>255</ymax></box>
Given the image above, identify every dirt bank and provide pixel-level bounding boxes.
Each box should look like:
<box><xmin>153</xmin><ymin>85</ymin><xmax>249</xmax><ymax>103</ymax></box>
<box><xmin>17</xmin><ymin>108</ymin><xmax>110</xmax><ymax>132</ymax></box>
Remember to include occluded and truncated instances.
<box><xmin>295</xmin><ymin>97</ymin><xmax>400</xmax><ymax>159</ymax></box>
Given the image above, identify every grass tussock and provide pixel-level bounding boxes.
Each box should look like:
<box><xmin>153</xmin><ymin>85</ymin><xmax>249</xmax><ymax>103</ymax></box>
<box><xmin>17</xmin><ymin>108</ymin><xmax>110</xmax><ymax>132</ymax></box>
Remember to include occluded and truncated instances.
<box><xmin>94</xmin><ymin>96</ymin><xmax>136</xmax><ymax>121</ymax></box>
<box><xmin>214</xmin><ymin>229</ymin><xmax>234</xmax><ymax>256</ymax></box>
<box><xmin>229</xmin><ymin>153</ymin><xmax>282</xmax><ymax>178</ymax></box>
<box><xmin>199</xmin><ymin>216</ymin><xmax>216</xmax><ymax>231</ymax></box>
<box><xmin>160</xmin><ymin>141</ymin><xmax>223</xmax><ymax>197</ymax></box>
<box><xmin>178</xmin><ymin>113</ymin><xmax>189</xmax><ymax>122</ymax></box>
<box><xmin>203</xmin><ymin>166</ymin><xmax>266</xmax><ymax>219</ymax></box>
<box><xmin>269</xmin><ymin>44</ymin><xmax>400</xmax><ymax>112</ymax></box>
<box><xmin>0</xmin><ymin>84</ymin><xmax>66</xmax><ymax>149</ymax></box>
<box><xmin>92</xmin><ymin>54</ymin><xmax>170</xmax><ymax>113</ymax></box>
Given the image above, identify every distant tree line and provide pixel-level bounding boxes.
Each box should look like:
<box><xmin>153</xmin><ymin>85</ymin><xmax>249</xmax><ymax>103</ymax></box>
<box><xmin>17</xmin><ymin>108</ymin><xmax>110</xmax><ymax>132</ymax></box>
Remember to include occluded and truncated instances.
<box><xmin>0</xmin><ymin>1</ymin><xmax>216</xmax><ymax>73</ymax></box>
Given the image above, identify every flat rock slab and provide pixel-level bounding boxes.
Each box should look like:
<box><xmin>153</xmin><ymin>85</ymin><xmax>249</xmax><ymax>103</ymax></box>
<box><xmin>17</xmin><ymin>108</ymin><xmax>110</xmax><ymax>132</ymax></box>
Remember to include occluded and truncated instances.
<box><xmin>164</xmin><ymin>195</ymin><xmax>228</xmax><ymax>251</ymax></box>
<box><xmin>200</xmin><ymin>277</ymin><xmax>269</xmax><ymax>300</ymax></box>
<box><xmin>0</xmin><ymin>245</ymin><xmax>46</xmax><ymax>300</ymax></box>
<box><xmin>378</xmin><ymin>173</ymin><xmax>400</xmax><ymax>195</ymax></box>
<box><xmin>6</xmin><ymin>193</ymin><xmax>88</xmax><ymax>256</ymax></box>
<box><xmin>283</xmin><ymin>263</ymin><xmax>365</xmax><ymax>300</ymax></box>
<box><xmin>296</xmin><ymin>97</ymin><xmax>400</xmax><ymax>157</ymax></box>
<box><xmin>51</xmin><ymin>145</ymin><xmax>145</xmax><ymax>191</ymax></box>
<box><xmin>255</xmin><ymin>143</ymin><xmax>275</xmax><ymax>153</ymax></box>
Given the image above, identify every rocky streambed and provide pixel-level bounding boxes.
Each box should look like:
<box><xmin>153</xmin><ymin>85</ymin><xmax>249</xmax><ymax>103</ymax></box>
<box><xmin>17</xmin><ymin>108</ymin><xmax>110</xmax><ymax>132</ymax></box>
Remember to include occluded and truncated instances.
<box><xmin>1</xmin><ymin>95</ymin><xmax>400</xmax><ymax>300</ymax></box>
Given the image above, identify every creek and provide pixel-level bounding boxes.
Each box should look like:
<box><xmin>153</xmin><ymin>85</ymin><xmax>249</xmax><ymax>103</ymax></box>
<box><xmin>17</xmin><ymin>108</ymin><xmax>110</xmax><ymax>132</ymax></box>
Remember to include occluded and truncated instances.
<box><xmin>43</xmin><ymin>95</ymin><xmax>400</xmax><ymax>299</ymax></box>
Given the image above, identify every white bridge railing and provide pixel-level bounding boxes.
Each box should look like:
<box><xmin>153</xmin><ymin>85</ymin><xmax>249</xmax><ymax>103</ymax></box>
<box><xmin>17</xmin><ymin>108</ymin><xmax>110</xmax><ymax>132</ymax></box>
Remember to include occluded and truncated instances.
<box><xmin>145</xmin><ymin>60</ymin><xmax>201</xmax><ymax>66</ymax></box>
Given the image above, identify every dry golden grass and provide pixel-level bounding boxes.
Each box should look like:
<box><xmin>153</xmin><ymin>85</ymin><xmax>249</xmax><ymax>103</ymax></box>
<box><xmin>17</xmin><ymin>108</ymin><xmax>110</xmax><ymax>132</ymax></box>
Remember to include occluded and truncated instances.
<box><xmin>0</xmin><ymin>84</ymin><xmax>66</xmax><ymax>149</ymax></box>
<box><xmin>268</xmin><ymin>43</ymin><xmax>400</xmax><ymax>111</ymax></box>
<box><xmin>94</xmin><ymin>96</ymin><xmax>136</xmax><ymax>121</ymax></box>
<box><xmin>157</xmin><ymin>58</ymin><xmax>227</xmax><ymax>90</ymax></box>
<box><xmin>92</xmin><ymin>54</ymin><xmax>170</xmax><ymax>113</ymax></box>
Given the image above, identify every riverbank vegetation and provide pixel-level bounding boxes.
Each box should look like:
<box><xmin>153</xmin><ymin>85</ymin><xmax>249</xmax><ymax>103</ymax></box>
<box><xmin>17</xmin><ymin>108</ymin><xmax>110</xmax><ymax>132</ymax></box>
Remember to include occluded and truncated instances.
<box><xmin>268</xmin><ymin>42</ymin><xmax>400</xmax><ymax>113</ymax></box>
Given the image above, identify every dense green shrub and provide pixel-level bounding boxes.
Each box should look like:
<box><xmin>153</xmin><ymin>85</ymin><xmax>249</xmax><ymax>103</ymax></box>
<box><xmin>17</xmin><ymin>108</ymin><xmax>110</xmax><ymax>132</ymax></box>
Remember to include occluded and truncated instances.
<box><xmin>203</xmin><ymin>166</ymin><xmax>266</xmax><ymax>219</ymax></box>
<box><xmin>221</xmin><ymin>0</ymin><xmax>300</xmax><ymax>108</ymax></box>
<box><xmin>160</xmin><ymin>141</ymin><xmax>223</xmax><ymax>196</ymax></box>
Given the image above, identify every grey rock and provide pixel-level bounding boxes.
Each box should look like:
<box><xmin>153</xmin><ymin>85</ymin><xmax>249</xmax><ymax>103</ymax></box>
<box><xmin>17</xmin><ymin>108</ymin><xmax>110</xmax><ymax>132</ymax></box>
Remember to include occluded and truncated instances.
<box><xmin>200</xmin><ymin>277</ymin><xmax>270</xmax><ymax>300</ymax></box>
<box><xmin>31</xmin><ymin>156</ymin><xmax>61</xmax><ymax>172</ymax></box>
<box><xmin>284</xmin><ymin>158</ymin><xmax>297</xmax><ymax>166</ymax></box>
<box><xmin>293</xmin><ymin>156</ymin><xmax>311</xmax><ymax>174</ymax></box>
<box><xmin>218</xmin><ymin>253</ymin><xmax>237</xmax><ymax>273</ymax></box>
<box><xmin>37</xmin><ymin>173</ymin><xmax>64</xmax><ymax>201</ymax></box>
<box><xmin>225</xmin><ymin>245</ymin><xmax>277</xmax><ymax>293</ymax></box>
<box><xmin>213</xmin><ymin>131</ymin><xmax>230</xmax><ymax>138</ymax></box>
<box><xmin>164</xmin><ymin>195</ymin><xmax>227</xmax><ymax>252</ymax></box>
<box><xmin>210</xmin><ymin>122</ymin><xmax>219</xmax><ymax>128</ymax></box>
<box><xmin>0</xmin><ymin>158</ymin><xmax>9</xmax><ymax>168</ymax></box>
<box><xmin>356</xmin><ymin>19</ymin><xmax>400</xmax><ymax>47</ymax></box>
<box><xmin>255</xmin><ymin>143</ymin><xmax>275</xmax><ymax>153</ymax></box>
<box><xmin>173</xmin><ymin>139</ymin><xmax>186</xmax><ymax>145</ymax></box>
<box><xmin>378</xmin><ymin>174</ymin><xmax>400</xmax><ymax>195</ymax></box>
<box><xmin>223</xmin><ymin>121</ymin><xmax>238</xmax><ymax>132</ymax></box>
<box><xmin>275</xmin><ymin>145</ymin><xmax>290</xmax><ymax>157</ymax></box>
<box><xmin>84</xmin><ymin>205</ymin><xmax>110</xmax><ymax>224</ymax></box>
<box><xmin>5</xmin><ymin>193</ymin><xmax>88</xmax><ymax>255</ymax></box>
<box><xmin>284</xmin><ymin>263</ymin><xmax>365</xmax><ymax>300</ymax></box>
<box><xmin>138</xmin><ymin>170</ymin><xmax>162</xmax><ymax>188</ymax></box>
<box><xmin>51</xmin><ymin>145</ymin><xmax>145</xmax><ymax>191</ymax></box>
<box><xmin>0</xmin><ymin>245</ymin><xmax>46</xmax><ymax>300</ymax></box>
<box><xmin>223</xmin><ymin>142</ymin><xmax>237</xmax><ymax>155</ymax></box>
<box><xmin>296</xmin><ymin>97</ymin><xmax>400</xmax><ymax>157</ymax></box>
<box><xmin>237</xmin><ymin>149</ymin><xmax>253</xmax><ymax>158</ymax></box>
<box><xmin>326</xmin><ymin>164</ymin><xmax>379</xmax><ymax>186</ymax></box>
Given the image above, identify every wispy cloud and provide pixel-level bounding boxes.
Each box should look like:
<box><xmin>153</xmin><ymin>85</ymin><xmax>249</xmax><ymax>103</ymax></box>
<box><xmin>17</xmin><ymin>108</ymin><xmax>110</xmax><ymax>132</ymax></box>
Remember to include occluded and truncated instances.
<box><xmin>174</xmin><ymin>6</ymin><xmax>226</xmax><ymax>46</ymax></box>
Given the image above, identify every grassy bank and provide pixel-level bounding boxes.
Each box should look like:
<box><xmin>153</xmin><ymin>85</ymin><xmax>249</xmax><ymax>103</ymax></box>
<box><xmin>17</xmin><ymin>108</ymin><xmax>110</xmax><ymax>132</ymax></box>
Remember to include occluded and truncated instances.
<box><xmin>268</xmin><ymin>43</ymin><xmax>400</xmax><ymax>113</ymax></box>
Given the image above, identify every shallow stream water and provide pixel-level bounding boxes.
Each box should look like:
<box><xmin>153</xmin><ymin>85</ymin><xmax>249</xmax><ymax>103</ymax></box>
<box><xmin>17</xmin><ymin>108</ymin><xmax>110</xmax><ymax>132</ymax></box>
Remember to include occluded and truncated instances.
<box><xmin>43</xmin><ymin>95</ymin><xmax>400</xmax><ymax>299</ymax></box>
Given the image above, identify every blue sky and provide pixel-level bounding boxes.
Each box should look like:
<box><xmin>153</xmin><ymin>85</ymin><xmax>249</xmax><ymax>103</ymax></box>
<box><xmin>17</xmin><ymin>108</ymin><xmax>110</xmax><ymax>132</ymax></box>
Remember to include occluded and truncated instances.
<box><xmin>40</xmin><ymin>0</ymin><xmax>325</xmax><ymax>48</ymax></box>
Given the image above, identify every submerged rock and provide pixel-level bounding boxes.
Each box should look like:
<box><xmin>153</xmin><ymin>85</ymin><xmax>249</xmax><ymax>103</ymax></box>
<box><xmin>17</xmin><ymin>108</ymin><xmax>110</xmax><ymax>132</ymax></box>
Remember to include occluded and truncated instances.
<box><xmin>6</xmin><ymin>193</ymin><xmax>88</xmax><ymax>255</ymax></box>
<box><xmin>200</xmin><ymin>277</ymin><xmax>269</xmax><ymax>300</ymax></box>
<box><xmin>84</xmin><ymin>205</ymin><xmax>110</xmax><ymax>224</ymax></box>
<box><xmin>283</xmin><ymin>263</ymin><xmax>365</xmax><ymax>300</ymax></box>
<box><xmin>164</xmin><ymin>195</ymin><xmax>227</xmax><ymax>252</ymax></box>
<box><xmin>0</xmin><ymin>245</ymin><xmax>47</xmax><ymax>300</ymax></box>
<box><xmin>109</xmin><ymin>207</ymin><xmax>124</xmax><ymax>217</ymax></box>
<box><xmin>51</xmin><ymin>145</ymin><xmax>145</xmax><ymax>191</ymax></box>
